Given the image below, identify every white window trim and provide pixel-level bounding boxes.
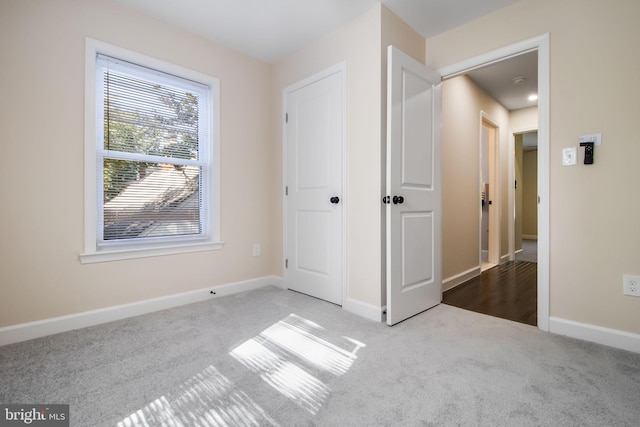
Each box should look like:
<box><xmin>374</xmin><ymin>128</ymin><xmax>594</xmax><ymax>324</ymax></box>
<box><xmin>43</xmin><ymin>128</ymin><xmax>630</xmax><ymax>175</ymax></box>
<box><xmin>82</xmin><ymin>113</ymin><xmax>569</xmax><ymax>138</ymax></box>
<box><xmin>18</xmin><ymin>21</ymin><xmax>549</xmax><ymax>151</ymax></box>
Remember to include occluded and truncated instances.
<box><xmin>81</xmin><ymin>38</ymin><xmax>222</xmax><ymax>264</ymax></box>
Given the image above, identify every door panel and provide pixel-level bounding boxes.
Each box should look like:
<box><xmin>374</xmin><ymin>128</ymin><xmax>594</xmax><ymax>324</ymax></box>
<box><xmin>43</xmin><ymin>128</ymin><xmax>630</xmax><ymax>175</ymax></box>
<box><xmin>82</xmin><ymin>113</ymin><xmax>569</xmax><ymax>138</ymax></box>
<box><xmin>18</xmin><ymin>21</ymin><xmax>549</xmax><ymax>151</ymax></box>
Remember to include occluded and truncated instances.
<box><xmin>402</xmin><ymin>213</ymin><xmax>434</xmax><ymax>289</ymax></box>
<box><xmin>285</xmin><ymin>70</ymin><xmax>343</xmax><ymax>305</ymax></box>
<box><xmin>296</xmin><ymin>210</ymin><xmax>330</xmax><ymax>275</ymax></box>
<box><xmin>402</xmin><ymin>71</ymin><xmax>434</xmax><ymax>188</ymax></box>
<box><xmin>387</xmin><ymin>46</ymin><xmax>442</xmax><ymax>325</ymax></box>
<box><xmin>297</xmin><ymin>94</ymin><xmax>331</xmax><ymax>189</ymax></box>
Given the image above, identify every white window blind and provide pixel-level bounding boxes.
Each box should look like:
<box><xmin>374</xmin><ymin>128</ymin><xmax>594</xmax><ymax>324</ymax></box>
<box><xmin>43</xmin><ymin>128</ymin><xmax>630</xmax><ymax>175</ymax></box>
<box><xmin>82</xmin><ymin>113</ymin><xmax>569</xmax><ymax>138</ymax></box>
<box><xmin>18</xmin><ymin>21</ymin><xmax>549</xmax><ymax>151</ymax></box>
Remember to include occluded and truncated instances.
<box><xmin>96</xmin><ymin>54</ymin><xmax>211</xmax><ymax>245</ymax></box>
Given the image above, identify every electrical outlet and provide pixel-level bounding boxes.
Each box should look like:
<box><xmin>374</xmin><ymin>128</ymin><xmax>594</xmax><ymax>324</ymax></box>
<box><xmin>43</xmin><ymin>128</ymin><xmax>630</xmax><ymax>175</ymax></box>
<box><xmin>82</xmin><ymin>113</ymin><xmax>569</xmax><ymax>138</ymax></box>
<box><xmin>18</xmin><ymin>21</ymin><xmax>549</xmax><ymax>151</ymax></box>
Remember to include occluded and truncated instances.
<box><xmin>253</xmin><ymin>243</ymin><xmax>261</xmax><ymax>257</ymax></box>
<box><xmin>623</xmin><ymin>275</ymin><xmax>640</xmax><ymax>297</ymax></box>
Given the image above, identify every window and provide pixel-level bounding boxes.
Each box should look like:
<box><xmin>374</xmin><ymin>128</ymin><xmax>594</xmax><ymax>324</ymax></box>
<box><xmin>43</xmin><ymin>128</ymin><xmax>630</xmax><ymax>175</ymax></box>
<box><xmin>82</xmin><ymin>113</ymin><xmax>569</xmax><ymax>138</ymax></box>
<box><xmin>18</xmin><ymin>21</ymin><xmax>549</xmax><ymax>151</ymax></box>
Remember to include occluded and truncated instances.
<box><xmin>82</xmin><ymin>40</ymin><xmax>221</xmax><ymax>263</ymax></box>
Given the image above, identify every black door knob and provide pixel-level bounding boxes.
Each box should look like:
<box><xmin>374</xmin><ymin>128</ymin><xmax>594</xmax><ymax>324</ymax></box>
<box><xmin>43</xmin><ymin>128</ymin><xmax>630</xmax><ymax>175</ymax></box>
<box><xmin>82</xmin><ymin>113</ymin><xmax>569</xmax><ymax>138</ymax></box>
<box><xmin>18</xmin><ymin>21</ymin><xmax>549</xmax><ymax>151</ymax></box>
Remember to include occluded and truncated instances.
<box><xmin>393</xmin><ymin>195</ymin><xmax>404</xmax><ymax>204</ymax></box>
<box><xmin>330</xmin><ymin>196</ymin><xmax>340</xmax><ymax>204</ymax></box>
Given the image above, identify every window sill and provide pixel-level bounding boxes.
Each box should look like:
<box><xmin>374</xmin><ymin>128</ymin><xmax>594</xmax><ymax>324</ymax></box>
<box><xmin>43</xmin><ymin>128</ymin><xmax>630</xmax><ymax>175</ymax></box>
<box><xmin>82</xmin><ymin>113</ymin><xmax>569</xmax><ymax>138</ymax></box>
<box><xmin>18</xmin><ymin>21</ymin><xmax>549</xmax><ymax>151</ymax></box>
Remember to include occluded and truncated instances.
<box><xmin>80</xmin><ymin>241</ymin><xmax>224</xmax><ymax>264</ymax></box>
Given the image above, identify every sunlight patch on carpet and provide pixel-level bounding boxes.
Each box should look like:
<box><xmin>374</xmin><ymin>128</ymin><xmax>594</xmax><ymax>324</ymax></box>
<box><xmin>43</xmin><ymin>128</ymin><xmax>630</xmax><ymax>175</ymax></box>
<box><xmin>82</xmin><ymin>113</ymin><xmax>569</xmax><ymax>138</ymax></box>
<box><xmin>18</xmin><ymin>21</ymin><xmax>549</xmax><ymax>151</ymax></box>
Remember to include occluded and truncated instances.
<box><xmin>230</xmin><ymin>313</ymin><xmax>365</xmax><ymax>415</ymax></box>
<box><xmin>116</xmin><ymin>365</ymin><xmax>277</xmax><ymax>427</ymax></box>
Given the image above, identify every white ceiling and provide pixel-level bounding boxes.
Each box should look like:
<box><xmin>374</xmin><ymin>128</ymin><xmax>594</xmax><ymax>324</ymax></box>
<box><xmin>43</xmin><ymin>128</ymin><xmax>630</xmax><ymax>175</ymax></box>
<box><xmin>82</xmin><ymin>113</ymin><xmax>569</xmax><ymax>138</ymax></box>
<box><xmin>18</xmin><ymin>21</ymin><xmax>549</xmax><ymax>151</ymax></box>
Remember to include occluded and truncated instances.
<box><xmin>115</xmin><ymin>0</ymin><xmax>535</xmax><ymax>111</ymax></box>
<box><xmin>116</xmin><ymin>0</ymin><xmax>521</xmax><ymax>64</ymax></box>
<box><xmin>465</xmin><ymin>50</ymin><xmax>538</xmax><ymax>111</ymax></box>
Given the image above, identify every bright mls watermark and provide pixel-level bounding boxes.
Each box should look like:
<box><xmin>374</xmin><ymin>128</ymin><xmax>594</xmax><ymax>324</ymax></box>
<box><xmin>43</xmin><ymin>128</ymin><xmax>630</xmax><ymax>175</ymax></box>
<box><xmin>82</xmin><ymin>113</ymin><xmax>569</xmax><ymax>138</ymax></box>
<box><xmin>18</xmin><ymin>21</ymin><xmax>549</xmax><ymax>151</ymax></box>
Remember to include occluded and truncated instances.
<box><xmin>1</xmin><ymin>405</ymin><xmax>69</xmax><ymax>426</ymax></box>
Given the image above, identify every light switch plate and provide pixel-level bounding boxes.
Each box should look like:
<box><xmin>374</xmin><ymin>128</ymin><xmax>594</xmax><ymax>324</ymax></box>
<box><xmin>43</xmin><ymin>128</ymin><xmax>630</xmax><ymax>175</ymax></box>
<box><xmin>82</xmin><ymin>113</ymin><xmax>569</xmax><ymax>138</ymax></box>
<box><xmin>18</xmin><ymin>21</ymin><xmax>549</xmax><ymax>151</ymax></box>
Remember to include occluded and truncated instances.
<box><xmin>579</xmin><ymin>133</ymin><xmax>602</xmax><ymax>145</ymax></box>
<box><xmin>562</xmin><ymin>147</ymin><xmax>577</xmax><ymax>166</ymax></box>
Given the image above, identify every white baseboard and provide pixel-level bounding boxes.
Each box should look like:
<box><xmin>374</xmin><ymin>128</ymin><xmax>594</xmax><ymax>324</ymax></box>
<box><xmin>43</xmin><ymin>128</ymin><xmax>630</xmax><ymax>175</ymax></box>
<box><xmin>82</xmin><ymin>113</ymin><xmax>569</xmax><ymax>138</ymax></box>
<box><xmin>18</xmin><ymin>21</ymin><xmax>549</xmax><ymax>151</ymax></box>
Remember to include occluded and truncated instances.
<box><xmin>343</xmin><ymin>298</ymin><xmax>385</xmax><ymax>322</ymax></box>
<box><xmin>0</xmin><ymin>276</ymin><xmax>284</xmax><ymax>346</ymax></box>
<box><xmin>442</xmin><ymin>266</ymin><xmax>481</xmax><ymax>292</ymax></box>
<box><xmin>549</xmin><ymin>317</ymin><xmax>640</xmax><ymax>354</ymax></box>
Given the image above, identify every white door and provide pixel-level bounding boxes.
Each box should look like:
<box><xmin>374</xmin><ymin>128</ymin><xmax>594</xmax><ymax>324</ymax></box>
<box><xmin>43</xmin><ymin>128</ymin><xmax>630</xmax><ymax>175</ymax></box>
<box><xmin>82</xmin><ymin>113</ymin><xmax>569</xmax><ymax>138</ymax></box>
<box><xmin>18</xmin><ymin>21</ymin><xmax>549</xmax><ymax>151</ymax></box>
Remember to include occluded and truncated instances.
<box><xmin>284</xmin><ymin>68</ymin><xmax>344</xmax><ymax>305</ymax></box>
<box><xmin>386</xmin><ymin>46</ymin><xmax>442</xmax><ymax>325</ymax></box>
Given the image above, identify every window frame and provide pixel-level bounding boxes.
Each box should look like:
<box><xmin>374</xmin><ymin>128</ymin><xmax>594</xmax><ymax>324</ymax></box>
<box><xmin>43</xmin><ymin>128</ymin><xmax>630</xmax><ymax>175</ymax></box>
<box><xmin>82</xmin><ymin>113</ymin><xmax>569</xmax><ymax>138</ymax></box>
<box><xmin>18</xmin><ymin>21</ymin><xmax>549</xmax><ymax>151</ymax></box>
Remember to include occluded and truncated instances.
<box><xmin>81</xmin><ymin>38</ymin><xmax>222</xmax><ymax>264</ymax></box>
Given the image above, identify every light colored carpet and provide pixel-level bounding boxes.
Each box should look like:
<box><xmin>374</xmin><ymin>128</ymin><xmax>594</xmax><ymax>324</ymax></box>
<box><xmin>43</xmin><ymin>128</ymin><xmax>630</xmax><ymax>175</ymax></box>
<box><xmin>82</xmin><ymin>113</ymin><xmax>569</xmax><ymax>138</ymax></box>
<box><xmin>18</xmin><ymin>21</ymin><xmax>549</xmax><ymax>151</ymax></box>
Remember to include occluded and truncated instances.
<box><xmin>1</xmin><ymin>286</ymin><xmax>639</xmax><ymax>426</ymax></box>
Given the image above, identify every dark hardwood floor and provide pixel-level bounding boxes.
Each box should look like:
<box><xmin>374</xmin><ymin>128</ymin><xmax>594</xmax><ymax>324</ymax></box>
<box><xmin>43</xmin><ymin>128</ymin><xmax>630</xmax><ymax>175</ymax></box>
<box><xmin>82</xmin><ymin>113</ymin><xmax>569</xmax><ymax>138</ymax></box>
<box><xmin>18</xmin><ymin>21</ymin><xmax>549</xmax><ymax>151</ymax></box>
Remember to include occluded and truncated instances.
<box><xmin>442</xmin><ymin>261</ymin><xmax>537</xmax><ymax>326</ymax></box>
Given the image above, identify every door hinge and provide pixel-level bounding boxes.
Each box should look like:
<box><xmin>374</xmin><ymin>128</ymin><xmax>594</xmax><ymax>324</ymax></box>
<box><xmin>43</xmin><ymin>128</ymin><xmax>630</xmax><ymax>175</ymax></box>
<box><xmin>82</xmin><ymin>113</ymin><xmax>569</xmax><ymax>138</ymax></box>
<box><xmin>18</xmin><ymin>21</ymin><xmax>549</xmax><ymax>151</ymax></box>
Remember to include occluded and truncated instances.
<box><xmin>285</xmin><ymin>186</ymin><xmax>288</xmax><ymax>196</ymax></box>
<box><xmin>285</xmin><ymin>259</ymin><xmax>288</xmax><ymax>268</ymax></box>
<box><xmin>285</xmin><ymin>113</ymin><xmax>288</xmax><ymax>123</ymax></box>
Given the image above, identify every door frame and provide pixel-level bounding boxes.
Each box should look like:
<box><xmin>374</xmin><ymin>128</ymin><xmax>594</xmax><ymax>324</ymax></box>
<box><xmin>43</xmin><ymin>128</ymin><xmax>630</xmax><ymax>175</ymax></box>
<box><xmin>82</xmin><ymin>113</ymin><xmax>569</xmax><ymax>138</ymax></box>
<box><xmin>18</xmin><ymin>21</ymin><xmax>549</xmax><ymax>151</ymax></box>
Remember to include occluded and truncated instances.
<box><xmin>282</xmin><ymin>61</ymin><xmax>347</xmax><ymax>305</ymax></box>
<box><xmin>438</xmin><ymin>33</ymin><xmax>550</xmax><ymax>332</ymax></box>
<box><xmin>480</xmin><ymin>113</ymin><xmax>500</xmax><ymax>270</ymax></box>
<box><xmin>510</xmin><ymin>126</ymin><xmax>538</xmax><ymax>261</ymax></box>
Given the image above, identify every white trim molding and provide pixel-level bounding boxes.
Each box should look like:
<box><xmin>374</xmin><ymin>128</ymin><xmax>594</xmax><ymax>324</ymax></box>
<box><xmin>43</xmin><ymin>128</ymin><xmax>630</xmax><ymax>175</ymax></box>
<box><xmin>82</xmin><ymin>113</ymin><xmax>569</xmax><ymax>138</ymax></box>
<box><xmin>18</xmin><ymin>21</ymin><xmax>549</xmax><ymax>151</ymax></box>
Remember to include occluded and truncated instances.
<box><xmin>83</xmin><ymin>38</ymin><xmax>222</xmax><ymax>263</ymax></box>
<box><xmin>550</xmin><ymin>317</ymin><xmax>640</xmax><ymax>354</ymax></box>
<box><xmin>0</xmin><ymin>276</ymin><xmax>284</xmax><ymax>346</ymax></box>
<box><xmin>80</xmin><ymin>241</ymin><xmax>224</xmax><ymax>264</ymax></box>
<box><xmin>442</xmin><ymin>266</ymin><xmax>481</xmax><ymax>292</ymax></box>
<box><xmin>499</xmin><ymin>254</ymin><xmax>511</xmax><ymax>263</ymax></box>
<box><xmin>343</xmin><ymin>298</ymin><xmax>385</xmax><ymax>323</ymax></box>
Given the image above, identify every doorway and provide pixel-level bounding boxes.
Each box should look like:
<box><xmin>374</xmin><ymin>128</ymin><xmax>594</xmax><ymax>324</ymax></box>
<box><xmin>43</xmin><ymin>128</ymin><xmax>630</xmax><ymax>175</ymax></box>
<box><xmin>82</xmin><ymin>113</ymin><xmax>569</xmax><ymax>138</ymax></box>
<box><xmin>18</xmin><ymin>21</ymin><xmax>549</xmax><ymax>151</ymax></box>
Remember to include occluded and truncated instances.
<box><xmin>514</xmin><ymin>131</ymin><xmax>538</xmax><ymax>263</ymax></box>
<box><xmin>438</xmin><ymin>34</ymin><xmax>549</xmax><ymax>331</ymax></box>
<box><xmin>480</xmin><ymin>116</ymin><xmax>499</xmax><ymax>271</ymax></box>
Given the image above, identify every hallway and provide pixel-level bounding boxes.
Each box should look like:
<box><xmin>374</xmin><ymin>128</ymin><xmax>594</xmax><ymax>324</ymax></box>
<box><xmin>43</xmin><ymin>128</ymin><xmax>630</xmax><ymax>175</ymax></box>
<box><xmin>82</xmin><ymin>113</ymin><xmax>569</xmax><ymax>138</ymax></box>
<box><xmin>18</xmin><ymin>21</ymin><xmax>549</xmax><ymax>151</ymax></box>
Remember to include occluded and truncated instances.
<box><xmin>443</xmin><ymin>261</ymin><xmax>537</xmax><ymax>326</ymax></box>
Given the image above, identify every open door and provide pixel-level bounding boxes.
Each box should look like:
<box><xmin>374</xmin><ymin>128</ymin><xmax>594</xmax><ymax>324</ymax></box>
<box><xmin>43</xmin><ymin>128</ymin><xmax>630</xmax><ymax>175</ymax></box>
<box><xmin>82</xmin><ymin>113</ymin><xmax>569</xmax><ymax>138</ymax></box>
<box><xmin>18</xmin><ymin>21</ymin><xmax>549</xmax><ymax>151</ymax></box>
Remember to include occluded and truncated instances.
<box><xmin>386</xmin><ymin>46</ymin><xmax>442</xmax><ymax>325</ymax></box>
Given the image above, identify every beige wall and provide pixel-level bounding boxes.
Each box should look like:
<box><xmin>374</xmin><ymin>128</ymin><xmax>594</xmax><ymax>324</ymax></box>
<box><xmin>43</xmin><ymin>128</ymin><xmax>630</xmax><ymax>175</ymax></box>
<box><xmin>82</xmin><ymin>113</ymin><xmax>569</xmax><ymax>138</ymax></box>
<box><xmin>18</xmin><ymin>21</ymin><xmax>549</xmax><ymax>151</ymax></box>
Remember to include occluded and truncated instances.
<box><xmin>0</xmin><ymin>0</ymin><xmax>278</xmax><ymax>327</ymax></box>
<box><xmin>381</xmin><ymin>7</ymin><xmax>426</xmax><ymax>64</ymax></box>
<box><xmin>273</xmin><ymin>5</ymin><xmax>383</xmax><ymax>307</ymax></box>
<box><xmin>273</xmin><ymin>5</ymin><xmax>425</xmax><ymax>308</ymax></box>
<box><xmin>441</xmin><ymin>75</ymin><xmax>509</xmax><ymax>280</ymax></box>
<box><xmin>510</xmin><ymin>106</ymin><xmax>538</xmax><ymax>133</ymax></box>
<box><xmin>3</xmin><ymin>0</ymin><xmax>639</xmax><ymax>337</ymax></box>
<box><xmin>427</xmin><ymin>0</ymin><xmax>640</xmax><ymax>333</ymax></box>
